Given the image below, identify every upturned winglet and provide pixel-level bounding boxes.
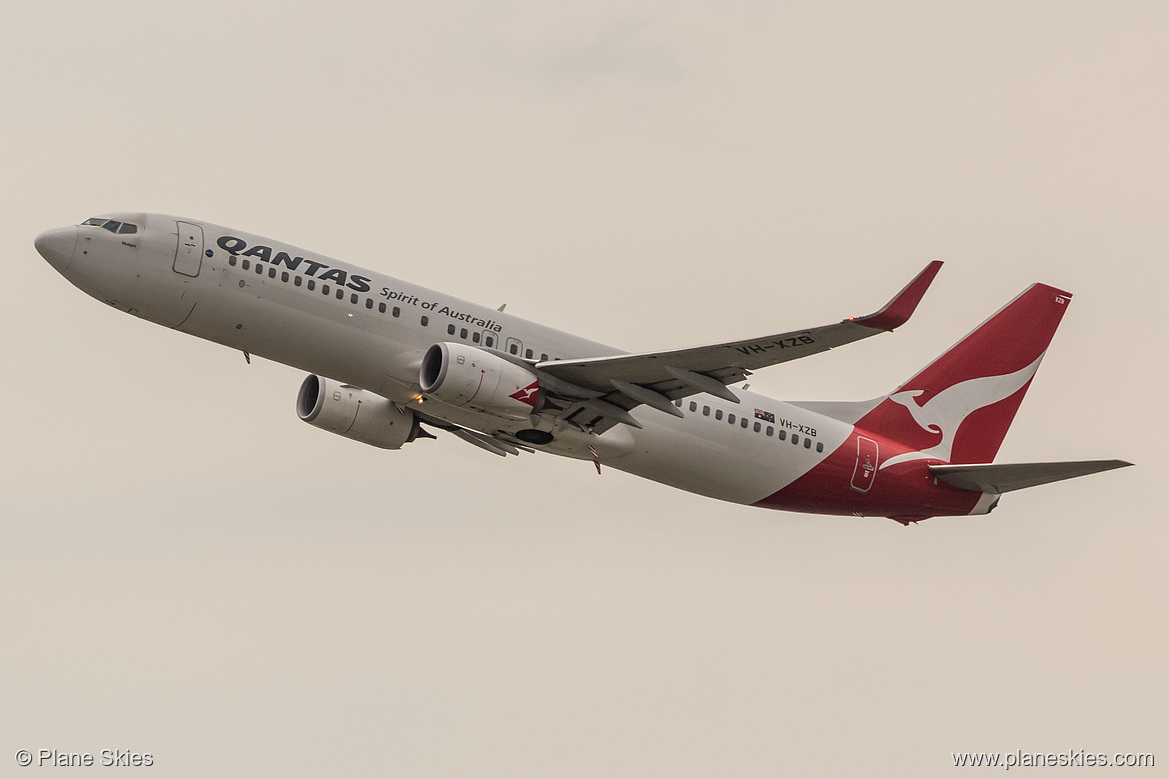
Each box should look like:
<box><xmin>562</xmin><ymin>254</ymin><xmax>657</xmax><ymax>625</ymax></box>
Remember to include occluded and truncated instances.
<box><xmin>852</xmin><ymin>260</ymin><xmax>943</xmax><ymax>332</ymax></box>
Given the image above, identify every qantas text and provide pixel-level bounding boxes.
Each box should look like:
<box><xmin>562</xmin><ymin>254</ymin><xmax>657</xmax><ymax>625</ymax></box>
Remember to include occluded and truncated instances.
<box><xmin>216</xmin><ymin>236</ymin><xmax>372</xmax><ymax>292</ymax></box>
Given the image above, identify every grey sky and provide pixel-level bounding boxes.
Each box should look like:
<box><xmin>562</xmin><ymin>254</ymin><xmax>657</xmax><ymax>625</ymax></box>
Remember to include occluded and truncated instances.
<box><xmin>2</xmin><ymin>2</ymin><xmax>1163</xmax><ymax>776</ymax></box>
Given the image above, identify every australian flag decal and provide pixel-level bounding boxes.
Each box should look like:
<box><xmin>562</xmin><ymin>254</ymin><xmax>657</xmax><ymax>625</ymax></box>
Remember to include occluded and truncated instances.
<box><xmin>754</xmin><ymin>408</ymin><xmax>775</xmax><ymax>423</ymax></box>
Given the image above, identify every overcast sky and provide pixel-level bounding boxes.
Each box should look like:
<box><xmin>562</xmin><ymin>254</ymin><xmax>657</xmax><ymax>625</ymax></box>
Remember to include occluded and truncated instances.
<box><xmin>2</xmin><ymin>2</ymin><xmax>1163</xmax><ymax>776</ymax></box>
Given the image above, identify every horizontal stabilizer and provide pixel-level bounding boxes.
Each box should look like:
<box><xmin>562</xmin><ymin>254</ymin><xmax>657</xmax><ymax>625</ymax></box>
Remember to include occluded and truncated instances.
<box><xmin>930</xmin><ymin>460</ymin><xmax>1132</xmax><ymax>494</ymax></box>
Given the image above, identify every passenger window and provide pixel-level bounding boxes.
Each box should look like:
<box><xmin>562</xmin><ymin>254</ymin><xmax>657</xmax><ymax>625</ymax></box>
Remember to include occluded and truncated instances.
<box><xmin>792</xmin><ymin>434</ymin><xmax>799</xmax><ymax>445</ymax></box>
<box><xmin>228</xmin><ymin>256</ymin><xmax>237</xmax><ymax>266</ymax></box>
<box><xmin>337</xmin><ymin>289</ymin><xmax>345</xmax><ymax>300</ymax></box>
<box><xmin>485</xmin><ymin>335</ymin><xmax>494</xmax><ymax>347</ymax></box>
<box><xmin>525</xmin><ymin>349</ymin><xmax>533</xmax><ymax>359</ymax></box>
<box><xmin>378</xmin><ymin>302</ymin><xmax>386</xmax><ymax>313</ymax></box>
<box><xmin>268</xmin><ymin>267</ymin><xmax>276</xmax><ymax>278</ymax></box>
<box><xmin>728</xmin><ymin>414</ymin><xmax>736</xmax><ymax>424</ymax></box>
<box><xmin>715</xmin><ymin>409</ymin><xmax>723</xmax><ymax>420</ymax></box>
<box><xmin>102</xmin><ymin>220</ymin><xmax>122</xmax><ymax>233</ymax></box>
<box><xmin>816</xmin><ymin>442</ymin><xmax>824</xmax><ymax>453</ymax></box>
<box><xmin>281</xmin><ymin>272</ymin><xmax>289</xmax><ymax>282</ymax></box>
<box><xmin>392</xmin><ymin>306</ymin><xmax>399</xmax><ymax>317</ymax></box>
<box><xmin>294</xmin><ymin>276</ymin><xmax>302</xmax><ymax>287</ymax></box>
<box><xmin>460</xmin><ymin>328</ymin><xmax>468</xmax><ymax>339</ymax></box>
<box><xmin>117</xmin><ymin>223</ymin><xmax>138</xmax><ymax>234</ymax></box>
<box><xmin>472</xmin><ymin>332</ymin><xmax>480</xmax><ymax>343</ymax></box>
<box><xmin>674</xmin><ymin>400</ymin><xmax>682</xmax><ymax>407</ymax></box>
<box><xmin>509</xmin><ymin>344</ymin><xmax>518</xmax><ymax>355</ymax></box>
<box><xmin>741</xmin><ymin>418</ymin><xmax>748</xmax><ymax>429</ymax></box>
<box><xmin>541</xmin><ymin>353</ymin><xmax>548</xmax><ymax>361</ymax></box>
<box><xmin>779</xmin><ymin>430</ymin><xmax>786</xmax><ymax>441</ymax></box>
<box><xmin>804</xmin><ymin>438</ymin><xmax>812</xmax><ymax>449</ymax></box>
<box><xmin>322</xmin><ymin>284</ymin><xmax>330</xmax><ymax>295</ymax></box>
<box><xmin>689</xmin><ymin>401</ymin><xmax>697</xmax><ymax>412</ymax></box>
<box><xmin>350</xmin><ymin>293</ymin><xmax>358</xmax><ymax>304</ymax></box>
<box><xmin>702</xmin><ymin>406</ymin><xmax>710</xmax><ymax>416</ymax></box>
<box><xmin>365</xmin><ymin>298</ymin><xmax>373</xmax><ymax>309</ymax></box>
<box><xmin>256</xmin><ymin>264</ymin><xmax>263</xmax><ymax>275</ymax></box>
<box><xmin>307</xmin><ymin>280</ymin><xmax>315</xmax><ymax>290</ymax></box>
<box><xmin>242</xmin><ymin>259</ymin><xmax>250</xmax><ymax>270</ymax></box>
<box><xmin>753</xmin><ymin>422</ymin><xmax>761</xmax><ymax>432</ymax></box>
<box><xmin>448</xmin><ymin>324</ymin><xmax>456</xmax><ymax>335</ymax></box>
<box><xmin>421</xmin><ymin>316</ymin><xmax>428</xmax><ymax>326</ymax></box>
<box><xmin>766</xmin><ymin>426</ymin><xmax>774</xmax><ymax>437</ymax></box>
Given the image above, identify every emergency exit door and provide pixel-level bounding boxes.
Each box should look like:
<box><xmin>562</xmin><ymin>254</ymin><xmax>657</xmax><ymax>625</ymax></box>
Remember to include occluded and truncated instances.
<box><xmin>173</xmin><ymin>221</ymin><xmax>204</xmax><ymax>277</ymax></box>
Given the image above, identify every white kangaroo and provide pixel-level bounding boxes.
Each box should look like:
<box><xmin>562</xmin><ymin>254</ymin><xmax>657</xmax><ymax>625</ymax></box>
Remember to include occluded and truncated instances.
<box><xmin>879</xmin><ymin>354</ymin><xmax>1044</xmax><ymax>468</ymax></box>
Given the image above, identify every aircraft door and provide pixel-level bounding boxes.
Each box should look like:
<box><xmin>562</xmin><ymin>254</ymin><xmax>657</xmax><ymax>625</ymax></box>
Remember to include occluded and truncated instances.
<box><xmin>173</xmin><ymin>221</ymin><xmax>204</xmax><ymax>277</ymax></box>
<box><xmin>850</xmin><ymin>436</ymin><xmax>879</xmax><ymax>493</ymax></box>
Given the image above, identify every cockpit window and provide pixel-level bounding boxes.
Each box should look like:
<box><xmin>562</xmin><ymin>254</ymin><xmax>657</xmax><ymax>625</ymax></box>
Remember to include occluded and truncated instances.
<box><xmin>82</xmin><ymin>217</ymin><xmax>138</xmax><ymax>234</ymax></box>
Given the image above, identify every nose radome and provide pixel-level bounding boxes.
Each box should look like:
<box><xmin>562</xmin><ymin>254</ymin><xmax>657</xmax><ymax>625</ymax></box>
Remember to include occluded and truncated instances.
<box><xmin>35</xmin><ymin>226</ymin><xmax>78</xmax><ymax>272</ymax></box>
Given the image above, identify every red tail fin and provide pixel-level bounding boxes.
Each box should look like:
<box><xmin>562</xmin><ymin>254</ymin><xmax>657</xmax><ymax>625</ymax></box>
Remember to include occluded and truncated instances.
<box><xmin>857</xmin><ymin>284</ymin><xmax>1072</xmax><ymax>464</ymax></box>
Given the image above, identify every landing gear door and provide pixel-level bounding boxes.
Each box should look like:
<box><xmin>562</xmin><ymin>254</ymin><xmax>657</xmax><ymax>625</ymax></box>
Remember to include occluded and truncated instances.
<box><xmin>173</xmin><ymin>221</ymin><xmax>204</xmax><ymax>277</ymax></box>
<box><xmin>850</xmin><ymin>436</ymin><xmax>879</xmax><ymax>493</ymax></box>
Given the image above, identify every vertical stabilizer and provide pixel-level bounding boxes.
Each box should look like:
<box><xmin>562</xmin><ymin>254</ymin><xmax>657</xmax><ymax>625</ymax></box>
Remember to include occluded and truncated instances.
<box><xmin>857</xmin><ymin>284</ymin><xmax>1072</xmax><ymax>465</ymax></box>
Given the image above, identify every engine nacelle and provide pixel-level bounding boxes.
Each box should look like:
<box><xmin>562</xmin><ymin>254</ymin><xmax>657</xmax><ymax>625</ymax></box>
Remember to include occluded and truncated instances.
<box><xmin>419</xmin><ymin>342</ymin><xmax>540</xmax><ymax>421</ymax></box>
<box><xmin>297</xmin><ymin>375</ymin><xmax>420</xmax><ymax>449</ymax></box>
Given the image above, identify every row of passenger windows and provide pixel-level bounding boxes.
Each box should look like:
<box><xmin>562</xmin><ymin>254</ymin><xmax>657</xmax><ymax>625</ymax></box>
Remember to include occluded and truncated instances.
<box><xmin>82</xmin><ymin>217</ymin><xmax>138</xmax><ymax>234</ymax></box>
<box><xmin>445</xmin><ymin>323</ymin><xmax>488</xmax><ymax>346</ymax></box>
<box><xmin>444</xmin><ymin>323</ymin><xmax>550</xmax><ymax>360</ymax></box>
<box><xmin>228</xmin><ymin>254</ymin><xmax>422</xmax><ymax>320</ymax></box>
<box><xmin>226</xmin><ymin>255</ymin><xmax>564</xmax><ymax>355</ymax></box>
<box><xmin>677</xmin><ymin>399</ymin><xmax>825</xmax><ymax>452</ymax></box>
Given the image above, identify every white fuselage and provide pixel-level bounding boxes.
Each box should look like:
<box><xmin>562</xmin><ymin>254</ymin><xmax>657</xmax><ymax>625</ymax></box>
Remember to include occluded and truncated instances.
<box><xmin>45</xmin><ymin>213</ymin><xmax>847</xmax><ymax>506</ymax></box>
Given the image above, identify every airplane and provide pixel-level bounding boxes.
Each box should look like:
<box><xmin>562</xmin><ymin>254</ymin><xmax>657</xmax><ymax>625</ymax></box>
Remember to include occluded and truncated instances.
<box><xmin>35</xmin><ymin>213</ymin><xmax>1131</xmax><ymax>523</ymax></box>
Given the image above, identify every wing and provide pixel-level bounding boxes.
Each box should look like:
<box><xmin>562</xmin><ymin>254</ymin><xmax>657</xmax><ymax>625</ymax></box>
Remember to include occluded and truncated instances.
<box><xmin>534</xmin><ymin>261</ymin><xmax>943</xmax><ymax>432</ymax></box>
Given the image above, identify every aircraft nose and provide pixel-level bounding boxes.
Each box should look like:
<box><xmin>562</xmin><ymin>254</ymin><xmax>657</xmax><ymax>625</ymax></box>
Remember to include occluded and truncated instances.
<box><xmin>35</xmin><ymin>226</ymin><xmax>78</xmax><ymax>272</ymax></box>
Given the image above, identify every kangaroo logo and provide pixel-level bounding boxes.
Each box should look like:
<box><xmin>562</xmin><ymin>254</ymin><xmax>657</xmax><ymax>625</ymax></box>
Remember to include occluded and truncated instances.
<box><xmin>879</xmin><ymin>355</ymin><xmax>1044</xmax><ymax>469</ymax></box>
<box><xmin>509</xmin><ymin>381</ymin><xmax>540</xmax><ymax>407</ymax></box>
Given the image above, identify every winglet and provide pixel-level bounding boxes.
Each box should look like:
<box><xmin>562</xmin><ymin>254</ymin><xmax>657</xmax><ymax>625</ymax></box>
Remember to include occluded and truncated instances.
<box><xmin>851</xmin><ymin>260</ymin><xmax>943</xmax><ymax>332</ymax></box>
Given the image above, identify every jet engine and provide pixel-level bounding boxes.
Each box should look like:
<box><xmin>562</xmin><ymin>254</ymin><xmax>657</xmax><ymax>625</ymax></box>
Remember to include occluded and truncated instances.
<box><xmin>297</xmin><ymin>375</ymin><xmax>422</xmax><ymax>449</ymax></box>
<box><xmin>419</xmin><ymin>342</ymin><xmax>540</xmax><ymax>421</ymax></box>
